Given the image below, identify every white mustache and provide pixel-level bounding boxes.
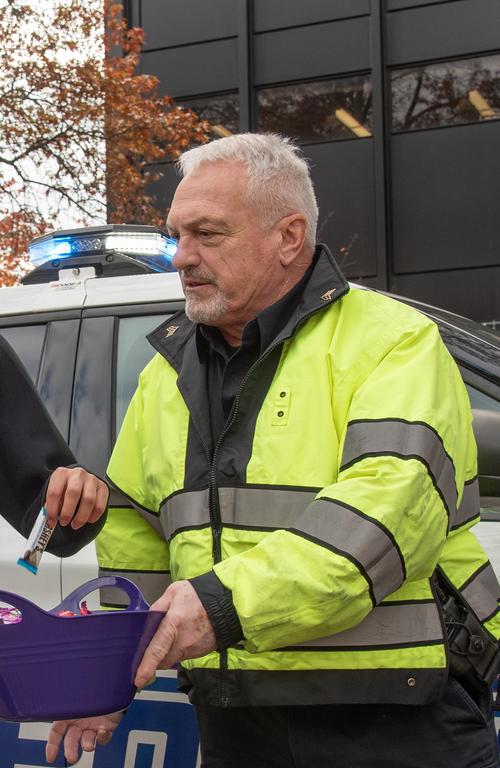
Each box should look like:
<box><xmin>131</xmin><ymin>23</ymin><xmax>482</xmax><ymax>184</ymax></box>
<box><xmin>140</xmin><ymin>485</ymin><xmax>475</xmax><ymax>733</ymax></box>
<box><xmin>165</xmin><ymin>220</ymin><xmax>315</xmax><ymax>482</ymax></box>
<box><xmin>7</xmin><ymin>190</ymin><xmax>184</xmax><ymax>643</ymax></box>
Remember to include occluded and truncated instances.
<box><xmin>181</xmin><ymin>269</ymin><xmax>216</xmax><ymax>285</ymax></box>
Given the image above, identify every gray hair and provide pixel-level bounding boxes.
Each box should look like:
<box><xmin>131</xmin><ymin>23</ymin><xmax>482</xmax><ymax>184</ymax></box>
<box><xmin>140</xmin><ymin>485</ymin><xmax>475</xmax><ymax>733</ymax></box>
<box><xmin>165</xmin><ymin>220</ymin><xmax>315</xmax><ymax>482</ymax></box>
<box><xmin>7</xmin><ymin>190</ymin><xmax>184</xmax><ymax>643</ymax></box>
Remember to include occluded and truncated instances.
<box><xmin>176</xmin><ymin>133</ymin><xmax>319</xmax><ymax>248</ymax></box>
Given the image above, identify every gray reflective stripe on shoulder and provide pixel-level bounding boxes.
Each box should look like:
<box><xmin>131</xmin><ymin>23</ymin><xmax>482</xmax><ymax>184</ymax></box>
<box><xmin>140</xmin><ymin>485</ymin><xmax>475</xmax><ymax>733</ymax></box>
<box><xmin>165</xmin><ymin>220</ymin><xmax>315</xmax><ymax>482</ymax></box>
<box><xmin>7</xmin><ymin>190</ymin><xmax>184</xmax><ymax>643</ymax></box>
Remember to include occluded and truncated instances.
<box><xmin>340</xmin><ymin>419</ymin><xmax>457</xmax><ymax>521</ymax></box>
<box><xmin>160</xmin><ymin>487</ymin><xmax>317</xmax><ymax>539</ymax></box>
<box><xmin>98</xmin><ymin>568</ymin><xmax>172</xmax><ymax>606</ymax></box>
<box><xmin>291</xmin><ymin>602</ymin><xmax>442</xmax><ymax>649</ymax></box>
<box><xmin>461</xmin><ymin>562</ymin><xmax>500</xmax><ymax>622</ymax></box>
<box><xmin>453</xmin><ymin>479</ymin><xmax>480</xmax><ymax>529</ymax></box>
<box><xmin>292</xmin><ymin>498</ymin><xmax>405</xmax><ymax>604</ymax></box>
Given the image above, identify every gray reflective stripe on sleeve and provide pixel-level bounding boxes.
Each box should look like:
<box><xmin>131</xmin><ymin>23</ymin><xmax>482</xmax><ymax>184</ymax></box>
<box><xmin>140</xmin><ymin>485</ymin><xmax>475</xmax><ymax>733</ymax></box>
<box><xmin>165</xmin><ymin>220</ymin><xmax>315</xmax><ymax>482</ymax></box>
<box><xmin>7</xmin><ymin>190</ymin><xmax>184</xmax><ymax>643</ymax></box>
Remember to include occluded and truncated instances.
<box><xmin>291</xmin><ymin>602</ymin><xmax>442</xmax><ymax>648</ymax></box>
<box><xmin>108</xmin><ymin>487</ymin><xmax>131</xmax><ymax>506</ymax></box>
<box><xmin>160</xmin><ymin>488</ymin><xmax>211</xmax><ymax>540</ymax></box>
<box><xmin>453</xmin><ymin>479</ymin><xmax>480</xmax><ymax>529</ymax></box>
<box><xmin>108</xmin><ymin>486</ymin><xmax>166</xmax><ymax>536</ymax></box>
<box><xmin>340</xmin><ymin>419</ymin><xmax>457</xmax><ymax>520</ymax></box>
<box><xmin>98</xmin><ymin>568</ymin><xmax>172</xmax><ymax>606</ymax></box>
<box><xmin>218</xmin><ymin>486</ymin><xmax>317</xmax><ymax>527</ymax></box>
<box><xmin>292</xmin><ymin>498</ymin><xmax>405</xmax><ymax>604</ymax></box>
<box><xmin>461</xmin><ymin>563</ymin><xmax>500</xmax><ymax>622</ymax></box>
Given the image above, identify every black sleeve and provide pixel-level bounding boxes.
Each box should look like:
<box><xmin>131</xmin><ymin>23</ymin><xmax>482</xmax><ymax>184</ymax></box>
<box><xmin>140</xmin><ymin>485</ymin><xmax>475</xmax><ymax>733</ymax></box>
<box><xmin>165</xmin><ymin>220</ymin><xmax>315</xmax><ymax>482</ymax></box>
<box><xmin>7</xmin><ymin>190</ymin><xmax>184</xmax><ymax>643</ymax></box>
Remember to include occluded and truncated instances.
<box><xmin>0</xmin><ymin>335</ymin><xmax>108</xmax><ymax>556</ymax></box>
<box><xmin>189</xmin><ymin>570</ymin><xmax>244</xmax><ymax>649</ymax></box>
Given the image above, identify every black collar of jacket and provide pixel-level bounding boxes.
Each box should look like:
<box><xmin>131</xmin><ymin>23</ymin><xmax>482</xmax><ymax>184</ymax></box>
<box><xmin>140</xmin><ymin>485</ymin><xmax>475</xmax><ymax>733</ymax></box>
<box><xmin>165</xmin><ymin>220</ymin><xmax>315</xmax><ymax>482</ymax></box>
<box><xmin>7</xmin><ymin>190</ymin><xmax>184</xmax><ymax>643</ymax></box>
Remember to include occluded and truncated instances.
<box><xmin>147</xmin><ymin>243</ymin><xmax>350</xmax><ymax>370</ymax></box>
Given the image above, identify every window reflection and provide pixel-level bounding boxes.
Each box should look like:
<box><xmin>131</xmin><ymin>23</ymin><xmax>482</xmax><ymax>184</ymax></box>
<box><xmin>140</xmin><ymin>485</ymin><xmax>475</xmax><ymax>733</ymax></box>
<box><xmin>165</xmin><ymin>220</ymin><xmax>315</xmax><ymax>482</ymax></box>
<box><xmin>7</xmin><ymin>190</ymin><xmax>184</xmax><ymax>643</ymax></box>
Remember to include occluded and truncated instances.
<box><xmin>257</xmin><ymin>77</ymin><xmax>373</xmax><ymax>143</ymax></box>
<box><xmin>392</xmin><ymin>55</ymin><xmax>500</xmax><ymax>132</ymax></box>
<box><xmin>178</xmin><ymin>93</ymin><xmax>239</xmax><ymax>138</ymax></box>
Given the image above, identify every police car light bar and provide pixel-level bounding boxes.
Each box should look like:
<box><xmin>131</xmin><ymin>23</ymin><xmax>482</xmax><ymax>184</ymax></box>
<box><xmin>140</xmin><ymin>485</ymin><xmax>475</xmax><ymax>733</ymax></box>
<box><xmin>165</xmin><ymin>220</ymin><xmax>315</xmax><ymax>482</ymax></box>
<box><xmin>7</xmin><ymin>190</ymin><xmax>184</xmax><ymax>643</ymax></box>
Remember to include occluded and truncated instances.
<box><xmin>28</xmin><ymin>224</ymin><xmax>178</xmax><ymax>272</ymax></box>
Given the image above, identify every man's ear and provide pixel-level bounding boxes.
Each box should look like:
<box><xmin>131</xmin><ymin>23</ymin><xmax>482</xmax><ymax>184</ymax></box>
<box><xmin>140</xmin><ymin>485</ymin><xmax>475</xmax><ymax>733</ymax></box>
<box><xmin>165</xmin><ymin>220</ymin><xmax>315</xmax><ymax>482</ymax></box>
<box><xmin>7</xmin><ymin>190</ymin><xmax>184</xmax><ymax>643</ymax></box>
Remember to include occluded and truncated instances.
<box><xmin>277</xmin><ymin>214</ymin><xmax>308</xmax><ymax>266</ymax></box>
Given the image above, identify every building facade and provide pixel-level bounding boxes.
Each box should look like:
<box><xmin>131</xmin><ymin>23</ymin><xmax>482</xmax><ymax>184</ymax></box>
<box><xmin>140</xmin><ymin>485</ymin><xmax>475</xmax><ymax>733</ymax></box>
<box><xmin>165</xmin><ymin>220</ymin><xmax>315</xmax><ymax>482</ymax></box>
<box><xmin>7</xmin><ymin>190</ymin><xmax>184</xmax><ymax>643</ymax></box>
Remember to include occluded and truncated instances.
<box><xmin>124</xmin><ymin>0</ymin><xmax>500</xmax><ymax>322</ymax></box>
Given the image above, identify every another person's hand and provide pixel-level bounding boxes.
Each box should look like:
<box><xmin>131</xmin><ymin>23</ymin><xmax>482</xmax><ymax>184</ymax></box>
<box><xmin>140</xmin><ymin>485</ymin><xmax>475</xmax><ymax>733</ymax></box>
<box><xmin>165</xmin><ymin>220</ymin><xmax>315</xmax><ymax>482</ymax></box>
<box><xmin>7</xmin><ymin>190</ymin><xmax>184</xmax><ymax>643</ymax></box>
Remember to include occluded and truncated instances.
<box><xmin>45</xmin><ymin>711</ymin><xmax>124</xmax><ymax>764</ymax></box>
<box><xmin>134</xmin><ymin>580</ymin><xmax>217</xmax><ymax>689</ymax></box>
<box><xmin>45</xmin><ymin>467</ymin><xmax>109</xmax><ymax>530</ymax></box>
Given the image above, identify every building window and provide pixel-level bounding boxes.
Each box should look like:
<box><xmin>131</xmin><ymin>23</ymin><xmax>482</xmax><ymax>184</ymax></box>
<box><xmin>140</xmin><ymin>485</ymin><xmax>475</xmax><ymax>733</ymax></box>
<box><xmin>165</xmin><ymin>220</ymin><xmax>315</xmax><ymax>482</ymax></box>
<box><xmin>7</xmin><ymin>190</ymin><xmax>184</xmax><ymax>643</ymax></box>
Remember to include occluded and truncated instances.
<box><xmin>391</xmin><ymin>54</ymin><xmax>500</xmax><ymax>132</ymax></box>
<box><xmin>257</xmin><ymin>76</ymin><xmax>373</xmax><ymax>143</ymax></box>
<box><xmin>178</xmin><ymin>92</ymin><xmax>240</xmax><ymax>138</ymax></box>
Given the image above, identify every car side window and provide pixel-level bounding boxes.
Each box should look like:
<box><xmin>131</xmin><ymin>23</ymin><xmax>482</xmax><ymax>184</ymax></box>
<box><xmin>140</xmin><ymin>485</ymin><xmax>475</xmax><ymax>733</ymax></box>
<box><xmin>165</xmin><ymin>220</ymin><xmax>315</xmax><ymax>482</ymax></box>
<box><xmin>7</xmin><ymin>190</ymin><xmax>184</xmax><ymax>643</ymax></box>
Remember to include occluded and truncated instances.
<box><xmin>467</xmin><ymin>385</ymin><xmax>500</xmax><ymax>519</ymax></box>
<box><xmin>467</xmin><ymin>385</ymin><xmax>500</xmax><ymax>413</ymax></box>
<box><xmin>115</xmin><ymin>314</ymin><xmax>167</xmax><ymax>435</ymax></box>
<box><xmin>0</xmin><ymin>325</ymin><xmax>46</xmax><ymax>383</ymax></box>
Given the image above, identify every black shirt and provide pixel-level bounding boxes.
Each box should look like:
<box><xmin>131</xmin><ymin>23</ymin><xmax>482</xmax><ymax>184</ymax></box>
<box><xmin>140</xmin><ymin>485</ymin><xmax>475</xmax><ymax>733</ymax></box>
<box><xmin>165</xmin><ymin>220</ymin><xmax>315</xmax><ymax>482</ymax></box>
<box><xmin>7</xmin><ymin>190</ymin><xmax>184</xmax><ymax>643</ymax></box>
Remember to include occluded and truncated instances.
<box><xmin>196</xmin><ymin>261</ymin><xmax>314</xmax><ymax>447</ymax></box>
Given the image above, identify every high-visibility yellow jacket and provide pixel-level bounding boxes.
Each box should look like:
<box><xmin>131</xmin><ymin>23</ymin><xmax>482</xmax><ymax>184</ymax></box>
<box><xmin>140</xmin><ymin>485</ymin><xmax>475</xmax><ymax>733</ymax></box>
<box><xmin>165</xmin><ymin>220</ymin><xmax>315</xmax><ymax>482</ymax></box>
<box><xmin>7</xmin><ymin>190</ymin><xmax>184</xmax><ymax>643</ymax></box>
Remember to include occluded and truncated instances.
<box><xmin>98</xmin><ymin>246</ymin><xmax>500</xmax><ymax>707</ymax></box>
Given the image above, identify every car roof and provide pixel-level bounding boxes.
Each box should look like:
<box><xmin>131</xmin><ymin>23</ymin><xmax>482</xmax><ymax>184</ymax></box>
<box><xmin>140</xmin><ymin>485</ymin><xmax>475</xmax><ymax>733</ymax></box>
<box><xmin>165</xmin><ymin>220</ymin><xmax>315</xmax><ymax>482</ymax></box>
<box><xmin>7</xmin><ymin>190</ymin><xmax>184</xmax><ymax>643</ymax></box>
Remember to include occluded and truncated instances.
<box><xmin>1</xmin><ymin>270</ymin><xmax>498</xmax><ymax>379</ymax></box>
<box><xmin>0</xmin><ymin>269</ymin><xmax>184</xmax><ymax>316</ymax></box>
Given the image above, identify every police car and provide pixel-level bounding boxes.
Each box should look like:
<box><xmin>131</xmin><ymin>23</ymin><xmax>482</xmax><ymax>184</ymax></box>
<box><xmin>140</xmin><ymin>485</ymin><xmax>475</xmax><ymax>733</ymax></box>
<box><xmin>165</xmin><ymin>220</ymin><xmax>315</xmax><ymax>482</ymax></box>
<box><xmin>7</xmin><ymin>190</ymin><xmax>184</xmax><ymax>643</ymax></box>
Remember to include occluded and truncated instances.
<box><xmin>0</xmin><ymin>224</ymin><xmax>499</xmax><ymax>767</ymax></box>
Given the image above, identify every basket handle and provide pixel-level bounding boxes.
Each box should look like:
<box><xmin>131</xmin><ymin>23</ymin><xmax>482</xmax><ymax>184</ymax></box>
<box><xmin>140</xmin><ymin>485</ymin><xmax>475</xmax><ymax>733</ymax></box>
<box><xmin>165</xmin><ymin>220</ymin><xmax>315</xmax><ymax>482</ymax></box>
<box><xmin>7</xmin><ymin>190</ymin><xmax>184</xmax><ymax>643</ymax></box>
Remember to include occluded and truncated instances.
<box><xmin>0</xmin><ymin>590</ymin><xmax>44</xmax><ymax>620</ymax></box>
<box><xmin>52</xmin><ymin>575</ymin><xmax>150</xmax><ymax>615</ymax></box>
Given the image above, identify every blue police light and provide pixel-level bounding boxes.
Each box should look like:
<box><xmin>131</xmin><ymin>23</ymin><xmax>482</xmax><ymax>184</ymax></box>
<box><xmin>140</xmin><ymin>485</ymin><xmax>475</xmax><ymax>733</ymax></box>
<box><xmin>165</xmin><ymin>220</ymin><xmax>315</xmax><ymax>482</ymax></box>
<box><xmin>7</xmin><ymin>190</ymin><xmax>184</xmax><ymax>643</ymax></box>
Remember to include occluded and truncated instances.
<box><xmin>29</xmin><ymin>238</ymin><xmax>74</xmax><ymax>266</ymax></box>
<box><xmin>28</xmin><ymin>226</ymin><xmax>178</xmax><ymax>272</ymax></box>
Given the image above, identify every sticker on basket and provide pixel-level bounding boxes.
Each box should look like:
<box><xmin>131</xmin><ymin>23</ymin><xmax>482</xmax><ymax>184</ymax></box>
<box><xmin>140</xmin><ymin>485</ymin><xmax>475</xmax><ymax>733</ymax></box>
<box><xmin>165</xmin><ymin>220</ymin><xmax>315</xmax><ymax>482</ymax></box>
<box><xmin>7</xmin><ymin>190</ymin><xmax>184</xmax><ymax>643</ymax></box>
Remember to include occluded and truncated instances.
<box><xmin>0</xmin><ymin>606</ymin><xmax>22</xmax><ymax>624</ymax></box>
<box><xmin>17</xmin><ymin>505</ymin><xmax>56</xmax><ymax>575</ymax></box>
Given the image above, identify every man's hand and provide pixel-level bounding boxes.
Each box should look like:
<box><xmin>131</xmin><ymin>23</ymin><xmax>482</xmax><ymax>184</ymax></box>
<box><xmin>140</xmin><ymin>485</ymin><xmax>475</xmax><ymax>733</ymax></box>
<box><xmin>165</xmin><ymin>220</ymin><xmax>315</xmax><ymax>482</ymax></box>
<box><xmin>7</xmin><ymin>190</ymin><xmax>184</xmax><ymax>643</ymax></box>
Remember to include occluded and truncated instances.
<box><xmin>134</xmin><ymin>580</ymin><xmax>217</xmax><ymax>689</ymax></box>
<box><xmin>45</xmin><ymin>711</ymin><xmax>123</xmax><ymax>764</ymax></box>
<box><xmin>45</xmin><ymin>467</ymin><xmax>109</xmax><ymax>530</ymax></box>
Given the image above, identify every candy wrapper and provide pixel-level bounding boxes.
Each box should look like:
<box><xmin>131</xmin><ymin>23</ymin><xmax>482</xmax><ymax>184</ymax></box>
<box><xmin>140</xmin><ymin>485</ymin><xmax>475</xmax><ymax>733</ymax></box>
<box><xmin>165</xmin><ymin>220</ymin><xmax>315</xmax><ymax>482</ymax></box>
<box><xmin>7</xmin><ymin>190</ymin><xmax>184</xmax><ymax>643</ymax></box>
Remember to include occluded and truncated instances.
<box><xmin>0</xmin><ymin>607</ymin><xmax>22</xmax><ymax>625</ymax></box>
<box><xmin>17</xmin><ymin>505</ymin><xmax>56</xmax><ymax>575</ymax></box>
<box><xmin>57</xmin><ymin>600</ymin><xmax>92</xmax><ymax>617</ymax></box>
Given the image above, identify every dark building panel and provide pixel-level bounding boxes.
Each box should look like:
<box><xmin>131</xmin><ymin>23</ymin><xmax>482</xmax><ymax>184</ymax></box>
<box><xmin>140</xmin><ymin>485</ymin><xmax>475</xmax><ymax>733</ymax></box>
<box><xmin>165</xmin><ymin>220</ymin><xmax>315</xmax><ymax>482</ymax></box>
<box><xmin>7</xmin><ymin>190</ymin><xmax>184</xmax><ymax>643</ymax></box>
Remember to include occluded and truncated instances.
<box><xmin>140</xmin><ymin>0</ymin><xmax>237</xmax><ymax>51</ymax></box>
<box><xmin>305</xmin><ymin>140</ymin><xmax>377</xmax><ymax>278</ymax></box>
<box><xmin>253</xmin><ymin>0</ymin><xmax>370</xmax><ymax>32</ymax></box>
<box><xmin>141</xmin><ymin>39</ymin><xmax>238</xmax><ymax>98</ymax></box>
<box><xmin>391</xmin><ymin>266</ymin><xmax>500</xmax><ymax>323</ymax></box>
<box><xmin>387</xmin><ymin>0</ymin><xmax>500</xmax><ymax>66</ymax></box>
<box><xmin>391</xmin><ymin>121</ymin><xmax>500</xmax><ymax>274</ymax></box>
<box><xmin>387</xmin><ymin>0</ymin><xmax>455</xmax><ymax>9</ymax></box>
<box><xmin>254</xmin><ymin>18</ymin><xmax>370</xmax><ymax>86</ymax></box>
<box><xmin>147</xmin><ymin>162</ymin><xmax>180</xmax><ymax>213</ymax></box>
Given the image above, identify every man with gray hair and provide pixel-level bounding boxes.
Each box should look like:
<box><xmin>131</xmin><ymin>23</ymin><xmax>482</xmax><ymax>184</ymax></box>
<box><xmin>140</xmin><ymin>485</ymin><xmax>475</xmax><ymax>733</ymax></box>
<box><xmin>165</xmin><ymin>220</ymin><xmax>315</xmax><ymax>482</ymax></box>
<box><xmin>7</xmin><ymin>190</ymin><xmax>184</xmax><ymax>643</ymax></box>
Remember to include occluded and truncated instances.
<box><xmin>47</xmin><ymin>133</ymin><xmax>500</xmax><ymax>767</ymax></box>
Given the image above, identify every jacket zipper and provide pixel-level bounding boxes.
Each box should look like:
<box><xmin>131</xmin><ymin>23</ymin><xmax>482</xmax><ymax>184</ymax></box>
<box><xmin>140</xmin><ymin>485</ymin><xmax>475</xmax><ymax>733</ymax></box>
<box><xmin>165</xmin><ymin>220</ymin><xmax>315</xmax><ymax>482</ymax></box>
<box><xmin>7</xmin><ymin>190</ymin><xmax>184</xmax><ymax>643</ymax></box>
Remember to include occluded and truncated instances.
<box><xmin>203</xmin><ymin>303</ymin><xmax>340</xmax><ymax>706</ymax></box>
<box><xmin>208</xmin><ymin>346</ymin><xmax>279</xmax><ymax>707</ymax></box>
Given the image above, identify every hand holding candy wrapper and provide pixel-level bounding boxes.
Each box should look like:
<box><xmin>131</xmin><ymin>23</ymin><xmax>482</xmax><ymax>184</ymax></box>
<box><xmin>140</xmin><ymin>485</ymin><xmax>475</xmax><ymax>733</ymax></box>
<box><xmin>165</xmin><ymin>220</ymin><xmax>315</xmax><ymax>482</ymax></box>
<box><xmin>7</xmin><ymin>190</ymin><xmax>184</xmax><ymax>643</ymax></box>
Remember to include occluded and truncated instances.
<box><xmin>17</xmin><ymin>505</ymin><xmax>55</xmax><ymax>575</ymax></box>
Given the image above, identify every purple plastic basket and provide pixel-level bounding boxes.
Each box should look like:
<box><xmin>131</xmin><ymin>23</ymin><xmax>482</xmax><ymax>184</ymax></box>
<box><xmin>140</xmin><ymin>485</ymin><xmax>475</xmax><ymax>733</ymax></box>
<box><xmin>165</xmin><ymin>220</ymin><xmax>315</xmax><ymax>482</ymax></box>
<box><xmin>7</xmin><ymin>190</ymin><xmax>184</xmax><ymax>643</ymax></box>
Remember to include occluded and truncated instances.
<box><xmin>0</xmin><ymin>576</ymin><xmax>165</xmax><ymax>722</ymax></box>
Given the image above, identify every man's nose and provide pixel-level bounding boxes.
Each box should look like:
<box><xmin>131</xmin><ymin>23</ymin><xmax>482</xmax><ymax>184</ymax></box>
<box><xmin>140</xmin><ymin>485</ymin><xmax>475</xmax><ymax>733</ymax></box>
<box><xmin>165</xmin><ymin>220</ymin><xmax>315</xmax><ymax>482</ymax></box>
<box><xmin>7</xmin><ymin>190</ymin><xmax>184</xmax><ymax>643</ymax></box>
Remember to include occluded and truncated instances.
<box><xmin>171</xmin><ymin>236</ymin><xmax>199</xmax><ymax>270</ymax></box>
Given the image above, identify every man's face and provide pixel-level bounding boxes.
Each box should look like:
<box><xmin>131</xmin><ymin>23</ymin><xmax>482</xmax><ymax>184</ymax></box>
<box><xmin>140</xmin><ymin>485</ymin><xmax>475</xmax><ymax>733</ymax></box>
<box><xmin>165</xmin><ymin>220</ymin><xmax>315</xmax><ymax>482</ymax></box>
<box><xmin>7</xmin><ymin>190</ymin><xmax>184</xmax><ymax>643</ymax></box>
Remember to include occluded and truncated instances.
<box><xmin>167</xmin><ymin>161</ymin><xmax>285</xmax><ymax>341</ymax></box>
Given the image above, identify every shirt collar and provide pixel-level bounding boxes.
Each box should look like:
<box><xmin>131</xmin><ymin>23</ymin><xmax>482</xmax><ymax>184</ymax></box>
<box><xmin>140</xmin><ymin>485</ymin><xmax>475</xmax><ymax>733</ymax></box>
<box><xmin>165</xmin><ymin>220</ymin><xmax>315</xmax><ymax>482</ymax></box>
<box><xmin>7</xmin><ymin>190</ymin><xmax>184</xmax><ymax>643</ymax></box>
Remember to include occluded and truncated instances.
<box><xmin>196</xmin><ymin>253</ymin><xmax>316</xmax><ymax>358</ymax></box>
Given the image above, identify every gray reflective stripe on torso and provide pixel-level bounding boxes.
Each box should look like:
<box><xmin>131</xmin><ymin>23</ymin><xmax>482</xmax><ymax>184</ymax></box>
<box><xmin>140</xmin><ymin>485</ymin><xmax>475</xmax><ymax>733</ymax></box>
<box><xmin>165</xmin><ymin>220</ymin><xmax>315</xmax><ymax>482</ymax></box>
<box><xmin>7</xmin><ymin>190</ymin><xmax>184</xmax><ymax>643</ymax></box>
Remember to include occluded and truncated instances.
<box><xmin>461</xmin><ymin>562</ymin><xmax>500</xmax><ymax>621</ymax></box>
<box><xmin>453</xmin><ymin>479</ymin><xmax>480</xmax><ymax>529</ymax></box>
<box><xmin>292</xmin><ymin>498</ymin><xmax>405</xmax><ymax>604</ymax></box>
<box><xmin>340</xmin><ymin>419</ymin><xmax>458</xmax><ymax>521</ymax></box>
<box><xmin>289</xmin><ymin>601</ymin><xmax>442</xmax><ymax>648</ymax></box>
<box><xmin>160</xmin><ymin>487</ymin><xmax>317</xmax><ymax>539</ymax></box>
<box><xmin>98</xmin><ymin>568</ymin><xmax>171</xmax><ymax>606</ymax></box>
<box><xmin>160</xmin><ymin>488</ymin><xmax>211</xmax><ymax>540</ymax></box>
<box><xmin>218</xmin><ymin>486</ymin><xmax>317</xmax><ymax>527</ymax></box>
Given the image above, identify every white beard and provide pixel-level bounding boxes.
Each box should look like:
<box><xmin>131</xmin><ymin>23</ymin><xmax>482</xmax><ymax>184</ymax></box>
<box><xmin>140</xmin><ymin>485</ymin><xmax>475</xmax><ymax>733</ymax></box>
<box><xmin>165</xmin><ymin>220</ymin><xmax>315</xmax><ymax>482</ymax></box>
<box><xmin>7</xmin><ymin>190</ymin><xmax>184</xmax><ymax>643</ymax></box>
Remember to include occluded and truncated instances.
<box><xmin>184</xmin><ymin>290</ymin><xmax>230</xmax><ymax>325</ymax></box>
